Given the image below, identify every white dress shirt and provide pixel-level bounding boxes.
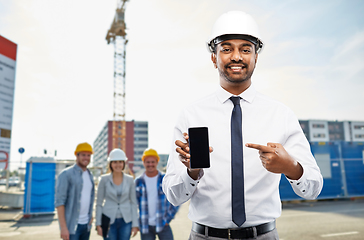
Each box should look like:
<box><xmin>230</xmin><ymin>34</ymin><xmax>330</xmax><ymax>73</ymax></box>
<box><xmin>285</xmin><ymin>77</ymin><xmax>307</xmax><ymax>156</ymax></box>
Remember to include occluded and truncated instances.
<box><xmin>162</xmin><ymin>85</ymin><xmax>323</xmax><ymax>229</ymax></box>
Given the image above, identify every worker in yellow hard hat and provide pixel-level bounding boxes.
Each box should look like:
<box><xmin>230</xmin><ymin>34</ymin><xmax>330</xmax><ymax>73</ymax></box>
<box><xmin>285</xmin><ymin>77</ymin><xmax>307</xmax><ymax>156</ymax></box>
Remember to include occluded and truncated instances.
<box><xmin>74</xmin><ymin>142</ymin><xmax>94</xmax><ymax>170</ymax></box>
<box><xmin>135</xmin><ymin>148</ymin><xmax>179</xmax><ymax>240</ymax></box>
<box><xmin>55</xmin><ymin>142</ymin><xmax>95</xmax><ymax>240</ymax></box>
<box><xmin>141</xmin><ymin>148</ymin><xmax>160</xmax><ymax>174</ymax></box>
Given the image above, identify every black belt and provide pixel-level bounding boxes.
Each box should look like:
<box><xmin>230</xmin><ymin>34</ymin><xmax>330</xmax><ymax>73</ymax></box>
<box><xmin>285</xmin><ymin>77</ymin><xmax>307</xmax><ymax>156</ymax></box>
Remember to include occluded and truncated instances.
<box><xmin>192</xmin><ymin>221</ymin><xmax>275</xmax><ymax>239</ymax></box>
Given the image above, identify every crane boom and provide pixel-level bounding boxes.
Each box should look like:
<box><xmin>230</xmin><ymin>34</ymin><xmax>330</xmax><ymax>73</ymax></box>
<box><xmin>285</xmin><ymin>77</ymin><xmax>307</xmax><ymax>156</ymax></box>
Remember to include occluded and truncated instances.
<box><xmin>106</xmin><ymin>0</ymin><xmax>129</xmax><ymax>151</ymax></box>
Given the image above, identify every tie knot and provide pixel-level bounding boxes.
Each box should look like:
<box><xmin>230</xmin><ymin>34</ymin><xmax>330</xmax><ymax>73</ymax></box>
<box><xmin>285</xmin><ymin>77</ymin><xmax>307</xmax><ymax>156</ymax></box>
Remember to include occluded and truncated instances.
<box><xmin>230</xmin><ymin>96</ymin><xmax>241</xmax><ymax>106</ymax></box>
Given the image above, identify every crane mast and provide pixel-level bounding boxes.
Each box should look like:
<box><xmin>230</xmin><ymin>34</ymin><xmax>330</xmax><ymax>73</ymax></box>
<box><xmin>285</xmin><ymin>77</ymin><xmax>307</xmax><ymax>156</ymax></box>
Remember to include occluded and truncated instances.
<box><xmin>106</xmin><ymin>0</ymin><xmax>129</xmax><ymax>151</ymax></box>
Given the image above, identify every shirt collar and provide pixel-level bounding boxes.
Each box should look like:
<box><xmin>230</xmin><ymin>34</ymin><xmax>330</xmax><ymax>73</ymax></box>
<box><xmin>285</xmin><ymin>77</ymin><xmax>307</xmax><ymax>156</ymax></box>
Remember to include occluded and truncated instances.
<box><xmin>72</xmin><ymin>163</ymin><xmax>83</xmax><ymax>173</ymax></box>
<box><xmin>73</xmin><ymin>163</ymin><xmax>90</xmax><ymax>174</ymax></box>
<box><xmin>216</xmin><ymin>84</ymin><xmax>256</xmax><ymax>104</ymax></box>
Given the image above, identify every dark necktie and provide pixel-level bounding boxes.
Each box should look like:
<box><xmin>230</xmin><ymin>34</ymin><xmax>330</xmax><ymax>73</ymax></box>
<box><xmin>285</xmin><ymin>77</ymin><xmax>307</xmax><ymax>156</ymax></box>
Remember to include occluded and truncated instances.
<box><xmin>230</xmin><ymin>96</ymin><xmax>246</xmax><ymax>227</ymax></box>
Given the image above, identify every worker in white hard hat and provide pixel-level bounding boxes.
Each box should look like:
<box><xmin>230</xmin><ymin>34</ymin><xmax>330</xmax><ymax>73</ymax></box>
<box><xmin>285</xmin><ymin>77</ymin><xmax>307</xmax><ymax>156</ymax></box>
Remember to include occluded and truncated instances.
<box><xmin>162</xmin><ymin>11</ymin><xmax>323</xmax><ymax>240</ymax></box>
<box><xmin>135</xmin><ymin>148</ymin><xmax>179</xmax><ymax>240</ymax></box>
<box><xmin>95</xmin><ymin>148</ymin><xmax>139</xmax><ymax>240</ymax></box>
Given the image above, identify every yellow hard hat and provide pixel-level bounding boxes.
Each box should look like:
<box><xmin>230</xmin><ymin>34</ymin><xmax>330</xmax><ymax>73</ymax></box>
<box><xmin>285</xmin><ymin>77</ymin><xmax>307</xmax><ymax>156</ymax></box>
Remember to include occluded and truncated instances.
<box><xmin>74</xmin><ymin>142</ymin><xmax>93</xmax><ymax>155</ymax></box>
<box><xmin>142</xmin><ymin>148</ymin><xmax>159</xmax><ymax>162</ymax></box>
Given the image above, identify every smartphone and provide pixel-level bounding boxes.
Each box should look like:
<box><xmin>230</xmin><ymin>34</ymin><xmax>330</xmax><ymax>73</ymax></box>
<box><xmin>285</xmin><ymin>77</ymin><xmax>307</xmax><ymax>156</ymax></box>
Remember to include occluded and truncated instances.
<box><xmin>188</xmin><ymin>127</ymin><xmax>210</xmax><ymax>169</ymax></box>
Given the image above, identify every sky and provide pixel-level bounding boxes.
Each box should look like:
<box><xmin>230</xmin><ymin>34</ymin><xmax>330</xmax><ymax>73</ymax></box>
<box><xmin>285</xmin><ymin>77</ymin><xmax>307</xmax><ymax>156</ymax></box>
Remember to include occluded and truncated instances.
<box><xmin>1</xmin><ymin>0</ymin><xmax>364</xmax><ymax>171</ymax></box>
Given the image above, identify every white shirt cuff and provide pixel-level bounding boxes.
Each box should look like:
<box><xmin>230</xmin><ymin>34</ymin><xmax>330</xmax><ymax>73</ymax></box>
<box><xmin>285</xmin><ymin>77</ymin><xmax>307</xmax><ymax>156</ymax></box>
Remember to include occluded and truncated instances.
<box><xmin>181</xmin><ymin>169</ymin><xmax>204</xmax><ymax>197</ymax></box>
<box><xmin>286</xmin><ymin>166</ymin><xmax>308</xmax><ymax>194</ymax></box>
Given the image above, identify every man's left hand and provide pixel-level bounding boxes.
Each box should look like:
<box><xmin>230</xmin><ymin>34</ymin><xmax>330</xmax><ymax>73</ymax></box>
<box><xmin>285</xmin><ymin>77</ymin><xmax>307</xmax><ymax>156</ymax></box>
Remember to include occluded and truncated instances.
<box><xmin>245</xmin><ymin>142</ymin><xmax>303</xmax><ymax>180</ymax></box>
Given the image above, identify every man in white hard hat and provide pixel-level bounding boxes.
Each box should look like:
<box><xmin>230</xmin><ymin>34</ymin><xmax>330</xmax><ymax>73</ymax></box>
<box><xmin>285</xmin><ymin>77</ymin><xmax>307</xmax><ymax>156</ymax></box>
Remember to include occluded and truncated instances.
<box><xmin>162</xmin><ymin>11</ymin><xmax>323</xmax><ymax>240</ymax></box>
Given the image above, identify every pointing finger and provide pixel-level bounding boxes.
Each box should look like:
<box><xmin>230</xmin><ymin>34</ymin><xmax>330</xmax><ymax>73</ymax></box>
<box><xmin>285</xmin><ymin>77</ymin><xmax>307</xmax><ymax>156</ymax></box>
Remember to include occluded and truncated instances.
<box><xmin>245</xmin><ymin>143</ymin><xmax>276</xmax><ymax>153</ymax></box>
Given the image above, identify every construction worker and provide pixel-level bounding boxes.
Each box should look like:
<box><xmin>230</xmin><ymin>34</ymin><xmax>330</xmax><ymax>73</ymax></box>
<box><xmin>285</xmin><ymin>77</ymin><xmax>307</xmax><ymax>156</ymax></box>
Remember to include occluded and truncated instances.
<box><xmin>95</xmin><ymin>148</ymin><xmax>139</xmax><ymax>240</ymax></box>
<box><xmin>55</xmin><ymin>142</ymin><xmax>95</xmax><ymax>240</ymax></box>
<box><xmin>135</xmin><ymin>148</ymin><xmax>179</xmax><ymax>240</ymax></box>
<box><xmin>162</xmin><ymin>11</ymin><xmax>323</xmax><ymax>239</ymax></box>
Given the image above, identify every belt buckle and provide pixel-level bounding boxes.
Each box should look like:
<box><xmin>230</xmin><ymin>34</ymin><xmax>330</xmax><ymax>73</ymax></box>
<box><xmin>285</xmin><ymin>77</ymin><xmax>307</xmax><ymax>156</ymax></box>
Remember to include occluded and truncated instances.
<box><xmin>228</xmin><ymin>229</ymin><xmax>231</xmax><ymax>240</ymax></box>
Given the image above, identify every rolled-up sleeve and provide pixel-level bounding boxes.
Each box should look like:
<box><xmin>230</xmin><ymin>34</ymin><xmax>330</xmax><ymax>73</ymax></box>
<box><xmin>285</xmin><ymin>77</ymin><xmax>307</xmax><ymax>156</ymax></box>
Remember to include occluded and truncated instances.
<box><xmin>55</xmin><ymin>171</ymin><xmax>68</xmax><ymax>208</ymax></box>
<box><xmin>165</xmin><ymin>202</ymin><xmax>179</xmax><ymax>224</ymax></box>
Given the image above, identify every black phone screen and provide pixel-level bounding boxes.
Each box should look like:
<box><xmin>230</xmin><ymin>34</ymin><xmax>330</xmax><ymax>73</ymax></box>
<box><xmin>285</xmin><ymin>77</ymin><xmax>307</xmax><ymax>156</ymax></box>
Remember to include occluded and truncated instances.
<box><xmin>188</xmin><ymin>127</ymin><xmax>210</xmax><ymax>169</ymax></box>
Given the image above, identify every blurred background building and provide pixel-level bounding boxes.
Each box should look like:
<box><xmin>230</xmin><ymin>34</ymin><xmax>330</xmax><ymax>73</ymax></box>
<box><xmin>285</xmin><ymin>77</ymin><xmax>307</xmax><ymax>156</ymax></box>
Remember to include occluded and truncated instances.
<box><xmin>93</xmin><ymin>120</ymin><xmax>148</xmax><ymax>174</ymax></box>
<box><xmin>299</xmin><ymin>120</ymin><xmax>364</xmax><ymax>142</ymax></box>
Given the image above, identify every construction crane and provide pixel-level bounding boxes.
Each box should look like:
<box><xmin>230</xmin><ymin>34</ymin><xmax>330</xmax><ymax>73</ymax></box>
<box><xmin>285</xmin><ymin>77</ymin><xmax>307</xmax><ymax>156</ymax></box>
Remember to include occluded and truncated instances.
<box><xmin>106</xmin><ymin>0</ymin><xmax>129</xmax><ymax>151</ymax></box>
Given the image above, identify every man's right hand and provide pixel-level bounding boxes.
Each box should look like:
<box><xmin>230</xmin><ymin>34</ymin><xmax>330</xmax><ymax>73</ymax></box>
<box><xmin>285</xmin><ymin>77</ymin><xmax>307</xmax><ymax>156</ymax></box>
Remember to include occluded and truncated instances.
<box><xmin>60</xmin><ymin>227</ymin><xmax>70</xmax><ymax>240</ymax></box>
<box><xmin>175</xmin><ymin>132</ymin><xmax>213</xmax><ymax>180</ymax></box>
<box><xmin>175</xmin><ymin>133</ymin><xmax>192</xmax><ymax>168</ymax></box>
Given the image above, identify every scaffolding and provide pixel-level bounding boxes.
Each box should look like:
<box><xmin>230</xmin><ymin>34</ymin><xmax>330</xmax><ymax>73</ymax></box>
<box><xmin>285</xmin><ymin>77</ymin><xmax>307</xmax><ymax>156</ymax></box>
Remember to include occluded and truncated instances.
<box><xmin>106</xmin><ymin>0</ymin><xmax>129</xmax><ymax>151</ymax></box>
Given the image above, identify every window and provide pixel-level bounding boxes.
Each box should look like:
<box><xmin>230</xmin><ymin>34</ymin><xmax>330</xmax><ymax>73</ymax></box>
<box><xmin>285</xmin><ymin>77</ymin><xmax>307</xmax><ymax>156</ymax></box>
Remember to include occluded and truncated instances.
<box><xmin>134</xmin><ymin>144</ymin><xmax>148</xmax><ymax>148</ymax></box>
<box><xmin>355</xmin><ymin>134</ymin><xmax>364</xmax><ymax>138</ymax></box>
<box><xmin>312</xmin><ymin>124</ymin><xmax>325</xmax><ymax>128</ymax></box>
<box><xmin>135</xmin><ymin>137</ymin><xmax>148</xmax><ymax>141</ymax></box>
<box><xmin>313</xmin><ymin>133</ymin><xmax>326</xmax><ymax>138</ymax></box>
<box><xmin>354</xmin><ymin>125</ymin><xmax>364</xmax><ymax>130</ymax></box>
<box><xmin>0</xmin><ymin>128</ymin><xmax>11</xmax><ymax>138</ymax></box>
<box><xmin>135</xmin><ymin>123</ymin><xmax>148</xmax><ymax>128</ymax></box>
<box><xmin>134</xmin><ymin>130</ymin><xmax>148</xmax><ymax>134</ymax></box>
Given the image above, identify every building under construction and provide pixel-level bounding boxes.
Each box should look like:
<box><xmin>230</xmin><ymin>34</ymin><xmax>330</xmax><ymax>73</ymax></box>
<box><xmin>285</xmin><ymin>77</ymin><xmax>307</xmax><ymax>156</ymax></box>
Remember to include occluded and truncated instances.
<box><xmin>93</xmin><ymin>120</ymin><xmax>148</xmax><ymax>173</ymax></box>
<box><xmin>106</xmin><ymin>0</ymin><xmax>129</xmax><ymax>152</ymax></box>
<box><xmin>91</xmin><ymin>0</ymin><xmax>147</xmax><ymax>174</ymax></box>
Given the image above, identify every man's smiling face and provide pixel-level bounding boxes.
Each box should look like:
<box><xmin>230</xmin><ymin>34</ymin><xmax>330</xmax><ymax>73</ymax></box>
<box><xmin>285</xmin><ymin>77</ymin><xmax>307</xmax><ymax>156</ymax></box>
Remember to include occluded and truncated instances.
<box><xmin>212</xmin><ymin>38</ymin><xmax>258</xmax><ymax>88</ymax></box>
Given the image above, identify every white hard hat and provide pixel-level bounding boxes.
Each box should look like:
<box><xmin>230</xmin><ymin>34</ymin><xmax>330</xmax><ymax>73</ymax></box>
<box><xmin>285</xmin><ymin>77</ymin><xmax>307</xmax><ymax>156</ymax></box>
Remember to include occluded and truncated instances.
<box><xmin>108</xmin><ymin>148</ymin><xmax>127</xmax><ymax>162</ymax></box>
<box><xmin>207</xmin><ymin>11</ymin><xmax>264</xmax><ymax>53</ymax></box>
